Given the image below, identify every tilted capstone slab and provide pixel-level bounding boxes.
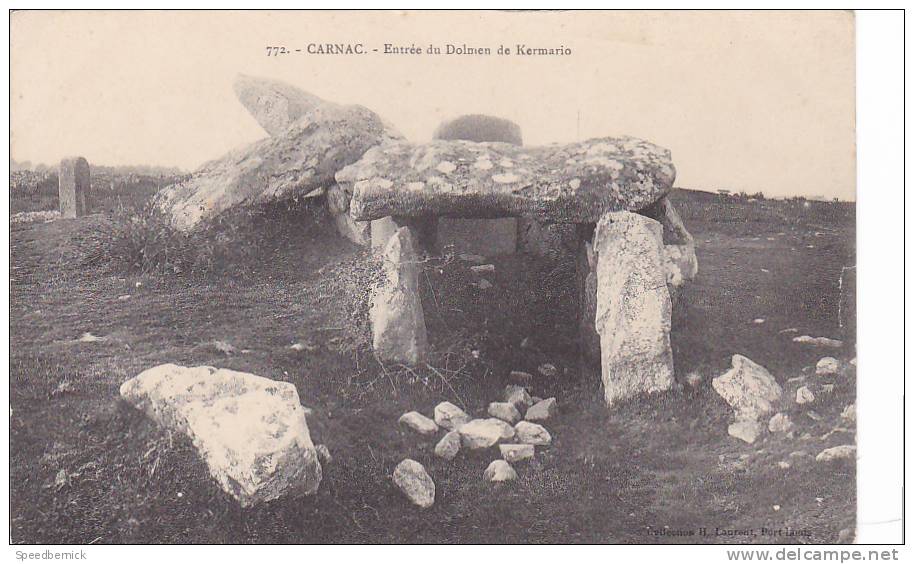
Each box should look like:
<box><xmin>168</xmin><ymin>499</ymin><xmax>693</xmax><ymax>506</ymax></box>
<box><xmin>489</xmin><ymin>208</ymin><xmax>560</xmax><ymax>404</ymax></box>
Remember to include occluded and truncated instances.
<box><xmin>593</xmin><ymin>211</ymin><xmax>674</xmax><ymax>405</ymax></box>
<box><xmin>157</xmin><ymin>75</ymin><xmax>401</xmax><ymax>231</ymax></box>
<box><xmin>338</xmin><ymin>136</ymin><xmax>676</xmax><ymax>224</ymax></box>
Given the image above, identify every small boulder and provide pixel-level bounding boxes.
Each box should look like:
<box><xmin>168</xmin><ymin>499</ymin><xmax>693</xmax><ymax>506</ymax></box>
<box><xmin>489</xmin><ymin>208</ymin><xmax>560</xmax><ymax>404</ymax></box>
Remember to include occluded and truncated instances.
<box><xmin>728</xmin><ymin>420</ymin><xmax>762</xmax><ymax>444</ymax></box>
<box><xmin>768</xmin><ymin>413</ymin><xmax>794</xmax><ymax>433</ymax></box>
<box><xmin>499</xmin><ymin>444</ymin><xmax>534</xmax><ymax>463</ymax></box>
<box><xmin>795</xmin><ymin>386</ymin><xmax>815</xmax><ymax>405</ymax></box>
<box><xmin>393</xmin><ymin>459</ymin><xmax>435</xmax><ymax>508</ymax></box>
<box><xmin>483</xmin><ymin>459</ymin><xmax>518</xmax><ymax>482</ymax></box>
<box><xmin>712</xmin><ymin>355</ymin><xmax>783</xmax><ymax>421</ymax></box>
<box><xmin>315</xmin><ymin>444</ymin><xmax>333</xmax><ymax>465</ymax></box>
<box><xmin>433</xmin><ymin>401</ymin><xmax>471</xmax><ymax>431</ymax></box>
<box><xmin>458</xmin><ymin>418</ymin><xmax>516</xmax><ymax>449</ymax></box>
<box><xmin>399</xmin><ymin>411</ymin><xmax>439</xmax><ymax>436</ymax></box>
<box><xmin>538</xmin><ymin>363</ymin><xmax>558</xmax><ymax>377</ymax></box>
<box><xmin>434</xmin><ymin>431</ymin><xmax>462</xmax><ymax>461</ymax></box>
<box><xmin>487</xmin><ymin>402</ymin><xmax>521</xmax><ymax>424</ymax></box>
<box><xmin>815</xmin><ymin>357</ymin><xmax>840</xmax><ymax>376</ymax></box>
<box><xmin>525</xmin><ymin>397</ymin><xmax>557</xmax><ymax>422</ymax></box>
<box><xmin>816</xmin><ymin>445</ymin><xmax>856</xmax><ymax>463</ymax></box>
<box><xmin>837</xmin><ymin>527</ymin><xmax>856</xmax><ymax>544</ymax></box>
<box><xmin>504</xmin><ymin>385</ymin><xmax>533</xmax><ymax>409</ymax></box>
<box><xmin>793</xmin><ymin>335</ymin><xmax>843</xmax><ymax>348</ymax></box>
<box><xmin>841</xmin><ymin>403</ymin><xmax>856</xmax><ymax>422</ymax></box>
<box><xmin>515</xmin><ymin>421</ymin><xmax>552</xmax><ymax>446</ymax></box>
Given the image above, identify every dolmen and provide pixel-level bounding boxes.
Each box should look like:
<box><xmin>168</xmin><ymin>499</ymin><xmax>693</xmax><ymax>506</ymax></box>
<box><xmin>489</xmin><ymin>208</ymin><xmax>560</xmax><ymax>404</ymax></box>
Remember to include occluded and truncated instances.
<box><xmin>156</xmin><ymin>74</ymin><xmax>698</xmax><ymax>407</ymax></box>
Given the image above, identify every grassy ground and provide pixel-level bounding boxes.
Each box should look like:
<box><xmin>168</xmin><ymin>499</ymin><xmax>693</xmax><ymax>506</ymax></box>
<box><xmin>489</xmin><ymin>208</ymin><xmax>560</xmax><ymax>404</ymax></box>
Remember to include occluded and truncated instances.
<box><xmin>9</xmin><ymin>189</ymin><xmax>856</xmax><ymax>544</ymax></box>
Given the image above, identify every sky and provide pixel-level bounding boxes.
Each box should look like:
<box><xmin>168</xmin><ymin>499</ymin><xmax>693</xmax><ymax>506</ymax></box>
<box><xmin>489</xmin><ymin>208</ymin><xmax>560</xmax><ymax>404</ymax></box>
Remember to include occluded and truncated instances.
<box><xmin>10</xmin><ymin>10</ymin><xmax>856</xmax><ymax>200</ymax></box>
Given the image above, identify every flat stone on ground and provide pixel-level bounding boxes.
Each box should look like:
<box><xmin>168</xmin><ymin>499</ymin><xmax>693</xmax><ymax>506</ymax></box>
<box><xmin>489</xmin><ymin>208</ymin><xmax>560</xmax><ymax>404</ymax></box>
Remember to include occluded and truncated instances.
<box><xmin>499</xmin><ymin>443</ymin><xmax>534</xmax><ymax>463</ymax></box>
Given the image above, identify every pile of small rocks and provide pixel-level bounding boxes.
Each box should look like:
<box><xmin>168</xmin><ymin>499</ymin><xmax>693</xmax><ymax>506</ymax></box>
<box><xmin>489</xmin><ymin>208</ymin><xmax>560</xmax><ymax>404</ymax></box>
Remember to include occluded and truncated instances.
<box><xmin>392</xmin><ymin>381</ymin><xmax>558</xmax><ymax>507</ymax></box>
<box><xmin>712</xmin><ymin>353</ymin><xmax>857</xmax><ymax>466</ymax></box>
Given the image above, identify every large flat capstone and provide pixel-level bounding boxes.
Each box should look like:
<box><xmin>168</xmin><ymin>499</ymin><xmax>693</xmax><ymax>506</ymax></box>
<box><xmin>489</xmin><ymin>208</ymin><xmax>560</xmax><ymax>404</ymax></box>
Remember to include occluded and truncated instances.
<box><xmin>119</xmin><ymin>363</ymin><xmax>322</xmax><ymax>507</ymax></box>
<box><xmin>339</xmin><ymin>136</ymin><xmax>675</xmax><ymax>223</ymax></box>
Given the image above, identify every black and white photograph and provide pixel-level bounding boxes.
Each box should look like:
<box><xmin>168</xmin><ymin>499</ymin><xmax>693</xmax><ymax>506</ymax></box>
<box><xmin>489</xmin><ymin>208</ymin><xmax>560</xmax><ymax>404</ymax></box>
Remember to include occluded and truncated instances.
<box><xmin>5</xmin><ymin>7</ymin><xmax>906</xmax><ymax>553</ymax></box>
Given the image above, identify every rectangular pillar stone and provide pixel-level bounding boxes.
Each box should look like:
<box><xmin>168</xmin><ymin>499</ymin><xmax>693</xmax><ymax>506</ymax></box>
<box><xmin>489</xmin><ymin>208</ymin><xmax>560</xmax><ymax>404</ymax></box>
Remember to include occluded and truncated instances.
<box><xmin>437</xmin><ymin>218</ymin><xmax>517</xmax><ymax>256</ymax></box>
<box><xmin>58</xmin><ymin>157</ymin><xmax>90</xmax><ymax>218</ymax></box>
<box><xmin>594</xmin><ymin>211</ymin><xmax>674</xmax><ymax>406</ymax></box>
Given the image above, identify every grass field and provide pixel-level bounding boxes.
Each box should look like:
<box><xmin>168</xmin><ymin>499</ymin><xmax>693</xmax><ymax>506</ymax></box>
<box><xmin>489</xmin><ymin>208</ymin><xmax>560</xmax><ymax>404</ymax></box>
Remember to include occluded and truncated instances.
<box><xmin>9</xmin><ymin>187</ymin><xmax>856</xmax><ymax>544</ymax></box>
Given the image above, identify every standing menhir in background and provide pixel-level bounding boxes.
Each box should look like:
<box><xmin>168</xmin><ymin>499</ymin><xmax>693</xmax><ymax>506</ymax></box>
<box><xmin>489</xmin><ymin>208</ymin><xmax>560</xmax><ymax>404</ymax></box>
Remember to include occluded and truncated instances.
<box><xmin>58</xmin><ymin>157</ymin><xmax>90</xmax><ymax>218</ymax></box>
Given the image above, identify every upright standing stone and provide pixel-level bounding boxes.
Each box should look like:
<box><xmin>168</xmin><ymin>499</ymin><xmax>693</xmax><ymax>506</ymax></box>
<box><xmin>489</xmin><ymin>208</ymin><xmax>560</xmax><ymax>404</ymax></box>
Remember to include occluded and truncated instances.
<box><xmin>593</xmin><ymin>211</ymin><xmax>674</xmax><ymax>405</ymax></box>
<box><xmin>370</xmin><ymin>226</ymin><xmax>428</xmax><ymax>364</ymax></box>
<box><xmin>433</xmin><ymin>114</ymin><xmax>520</xmax><ymax>256</ymax></box>
<box><xmin>58</xmin><ymin>157</ymin><xmax>90</xmax><ymax>218</ymax></box>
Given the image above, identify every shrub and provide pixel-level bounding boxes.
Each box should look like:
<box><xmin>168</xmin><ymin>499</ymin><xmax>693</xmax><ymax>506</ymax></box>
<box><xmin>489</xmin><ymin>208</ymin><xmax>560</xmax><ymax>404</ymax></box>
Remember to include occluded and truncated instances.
<box><xmin>99</xmin><ymin>196</ymin><xmax>331</xmax><ymax>277</ymax></box>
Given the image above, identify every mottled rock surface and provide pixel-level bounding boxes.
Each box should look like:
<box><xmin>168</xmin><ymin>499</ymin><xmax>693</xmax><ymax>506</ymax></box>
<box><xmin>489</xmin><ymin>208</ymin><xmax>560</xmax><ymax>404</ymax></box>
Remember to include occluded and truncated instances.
<box><xmin>712</xmin><ymin>355</ymin><xmax>783</xmax><ymax>421</ymax></box>
<box><xmin>525</xmin><ymin>398</ymin><xmax>557</xmax><ymax>422</ymax></box>
<box><xmin>728</xmin><ymin>420</ymin><xmax>762</xmax><ymax>444</ymax></box>
<box><xmin>340</xmin><ymin>137</ymin><xmax>675</xmax><ymax>223</ymax></box>
<box><xmin>119</xmin><ymin>363</ymin><xmax>322</xmax><ymax>507</ymax></box>
<box><xmin>594</xmin><ymin>212</ymin><xmax>674</xmax><ymax>405</ymax></box>
<box><xmin>393</xmin><ymin>459</ymin><xmax>435</xmax><ymax>508</ymax></box>
<box><xmin>398</xmin><ymin>411</ymin><xmax>439</xmax><ymax>436</ymax></box>
<box><xmin>483</xmin><ymin>459</ymin><xmax>518</xmax><ymax>482</ymax></box>
<box><xmin>499</xmin><ymin>443</ymin><xmax>534</xmax><ymax>463</ymax></box>
<box><xmin>158</xmin><ymin>96</ymin><xmax>400</xmax><ymax>231</ymax></box>
<box><xmin>458</xmin><ymin>418</ymin><xmax>516</xmax><ymax>449</ymax></box>
<box><xmin>433</xmin><ymin>401</ymin><xmax>471</xmax><ymax>431</ymax></box>
<box><xmin>487</xmin><ymin>402</ymin><xmax>521</xmax><ymax>424</ymax></box>
<box><xmin>514</xmin><ymin>421</ymin><xmax>552</xmax><ymax>445</ymax></box>
<box><xmin>434</xmin><ymin>431</ymin><xmax>462</xmax><ymax>461</ymax></box>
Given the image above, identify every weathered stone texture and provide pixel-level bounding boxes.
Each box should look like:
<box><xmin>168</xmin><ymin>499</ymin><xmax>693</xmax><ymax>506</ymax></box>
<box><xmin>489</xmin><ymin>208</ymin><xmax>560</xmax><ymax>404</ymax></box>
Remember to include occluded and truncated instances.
<box><xmin>119</xmin><ymin>364</ymin><xmax>322</xmax><ymax>507</ymax></box>
<box><xmin>340</xmin><ymin>136</ymin><xmax>675</xmax><ymax>223</ymax></box>
<box><xmin>370</xmin><ymin>226</ymin><xmax>428</xmax><ymax>364</ymax></box>
<box><xmin>594</xmin><ymin>211</ymin><xmax>675</xmax><ymax>405</ymax></box>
